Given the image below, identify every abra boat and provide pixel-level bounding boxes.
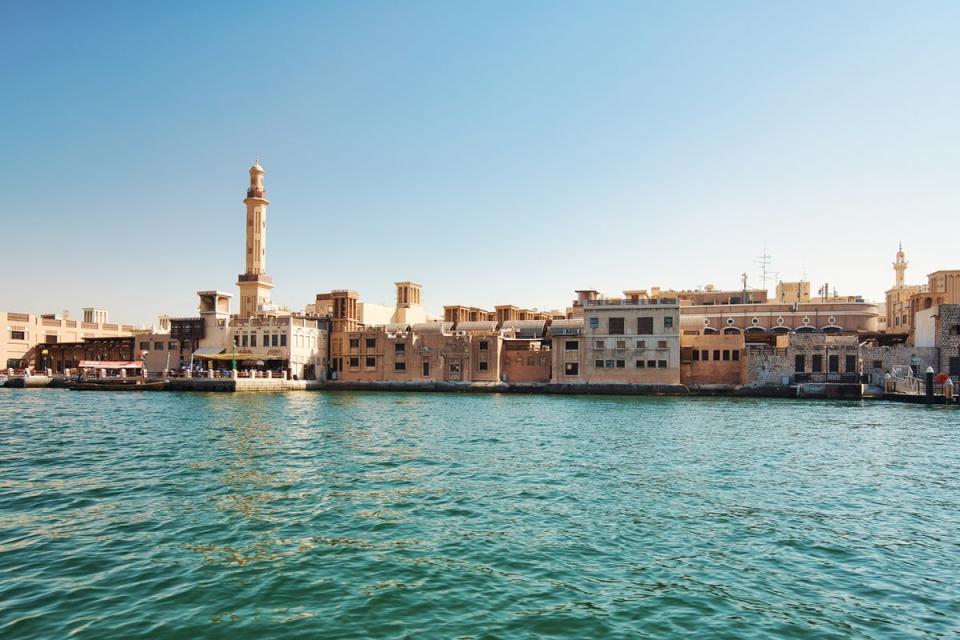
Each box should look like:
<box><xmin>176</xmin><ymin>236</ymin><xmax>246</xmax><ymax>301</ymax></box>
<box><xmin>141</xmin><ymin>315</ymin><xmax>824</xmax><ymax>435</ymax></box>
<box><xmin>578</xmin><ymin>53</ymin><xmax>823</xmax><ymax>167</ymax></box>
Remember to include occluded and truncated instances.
<box><xmin>65</xmin><ymin>360</ymin><xmax>166</xmax><ymax>391</ymax></box>
<box><xmin>65</xmin><ymin>379</ymin><xmax>167</xmax><ymax>391</ymax></box>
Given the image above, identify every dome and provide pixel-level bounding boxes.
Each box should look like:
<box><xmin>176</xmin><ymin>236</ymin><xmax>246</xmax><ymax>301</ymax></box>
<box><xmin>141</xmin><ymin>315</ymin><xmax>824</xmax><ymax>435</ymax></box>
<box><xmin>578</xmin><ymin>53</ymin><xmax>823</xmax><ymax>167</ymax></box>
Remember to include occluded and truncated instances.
<box><xmin>250</xmin><ymin>159</ymin><xmax>264</xmax><ymax>173</ymax></box>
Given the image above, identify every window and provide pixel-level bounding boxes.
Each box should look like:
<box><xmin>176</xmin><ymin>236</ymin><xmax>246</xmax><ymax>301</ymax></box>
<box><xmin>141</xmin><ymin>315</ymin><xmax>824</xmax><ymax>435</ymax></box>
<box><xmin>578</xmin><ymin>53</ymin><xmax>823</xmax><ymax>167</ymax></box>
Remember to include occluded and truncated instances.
<box><xmin>701</xmin><ymin>350</ymin><xmax>708</xmax><ymax>361</ymax></box>
<box><xmin>595</xmin><ymin>340</ymin><xmax>605</xmax><ymax>350</ymax></box>
<box><xmin>845</xmin><ymin>355</ymin><xmax>857</xmax><ymax>373</ymax></box>
<box><xmin>658</xmin><ymin>340</ymin><xmax>668</xmax><ymax>349</ymax></box>
<box><xmin>812</xmin><ymin>354</ymin><xmax>823</xmax><ymax>373</ymax></box>
<box><xmin>349</xmin><ymin>357</ymin><xmax>360</xmax><ymax>368</ymax></box>
<box><xmin>949</xmin><ymin>357</ymin><xmax>960</xmax><ymax>376</ymax></box>
<box><xmin>647</xmin><ymin>360</ymin><xmax>657</xmax><ymax>368</ymax></box>
<box><xmin>872</xmin><ymin>360</ymin><xmax>882</xmax><ymax>369</ymax></box>
<box><xmin>609</xmin><ymin>317</ymin><xmax>625</xmax><ymax>334</ymax></box>
<box><xmin>616</xmin><ymin>340</ymin><xmax>627</xmax><ymax>349</ymax></box>
<box><xmin>605</xmin><ymin>359</ymin><xmax>615</xmax><ymax>368</ymax></box>
<box><xmin>692</xmin><ymin>350</ymin><xmax>700</xmax><ymax>361</ymax></box>
<box><xmin>589</xmin><ymin>317</ymin><xmax>599</xmax><ymax>329</ymax></box>
<box><xmin>280</xmin><ymin>334</ymin><xmax>287</xmax><ymax>347</ymax></box>
<box><xmin>10</xmin><ymin>331</ymin><xmax>25</xmax><ymax>340</ymax></box>
<box><xmin>732</xmin><ymin>350</ymin><xmax>740</xmax><ymax>361</ymax></box>
<box><xmin>140</xmin><ymin>341</ymin><xmax>150</xmax><ymax>351</ymax></box>
<box><xmin>349</xmin><ymin>338</ymin><xmax>360</xmax><ymax>349</ymax></box>
<box><xmin>664</xmin><ymin>316</ymin><xmax>674</xmax><ymax>329</ymax></box>
<box><xmin>45</xmin><ymin>335</ymin><xmax>58</xmax><ymax>343</ymax></box>
<box><xmin>616</xmin><ymin>360</ymin><xmax>625</xmax><ymax>368</ymax></box>
<box><xmin>713</xmin><ymin>350</ymin><xmax>720</xmax><ymax>361</ymax></box>
<box><xmin>636</xmin><ymin>340</ymin><xmax>646</xmax><ymax>349</ymax></box>
<box><xmin>422</xmin><ymin>362</ymin><xmax>431</xmax><ymax>376</ymax></box>
<box><xmin>828</xmin><ymin>354</ymin><xmax>840</xmax><ymax>373</ymax></box>
<box><xmin>395</xmin><ymin>343</ymin><xmax>406</xmax><ymax>353</ymax></box>
<box><xmin>154</xmin><ymin>342</ymin><xmax>164</xmax><ymax>351</ymax></box>
<box><xmin>365</xmin><ymin>356</ymin><xmax>376</xmax><ymax>368</ymax></box>
<box><xmin>168</xmin><ymin>342</ymin><xmax>177</xmax><ymax>350</ymax></box>
<box><xmin>636</xmin><ymin>360</ymin><xmax>645</xmax><ymax>368</ymax></box>
<box><xmin>242</xmin><ymin>334</ymin><xmax>249</xmax><ymax>347</ymax></box>
<box><xmin>722</xmin><ymin>350</ymin><xmax>730</xmax><ymax>361</ymax></box>
<box><xmin>565</xmin><ymin>340</ymin><xmax>578</xmax><ymax>351</ymax></box>
<box><xmin>271</xmin><ymin>334</ymin><xmax>279</xmax><ymax>347</ymax></box>
<box><xmin>595</xmin><ymin>360</ymin><xmax>605</xmax><ymax>368</ymax></box>
<box><xmin>479</xmin><ymin>361</ymin><xmax>488</xmax><ymax>371</ymax></box>
<box><xmin>565</xmin><ymin>362</ymin><xmax>579</xmax><ymax>376</ymax></box>
<box><xmin>250</xmin><ymin>335</ymin><xmax>257</xmax><ymax>347</ymax></box>
<box><xmin>366</xmin><ymin>337</ymin><xmax>376</xmax><ymax>349</ymax></box>
<box><xmin>637</xmin><ymin>317</ymin><xmax>654</xmax><ymax>334</ymax></box>
<box><xmin>394</xmin><ymin>362</ymin><xmax>406</xmax><ymax>371</ymax></box>
<box><xmin>657</xmin><ymin>360</ymin><xmax>667</xmax><ymax>368</ymax></box>
<box><xmin>479</xmin><ymin>340</ymin><xmax>488</xmax><ymax>351</ymax></box>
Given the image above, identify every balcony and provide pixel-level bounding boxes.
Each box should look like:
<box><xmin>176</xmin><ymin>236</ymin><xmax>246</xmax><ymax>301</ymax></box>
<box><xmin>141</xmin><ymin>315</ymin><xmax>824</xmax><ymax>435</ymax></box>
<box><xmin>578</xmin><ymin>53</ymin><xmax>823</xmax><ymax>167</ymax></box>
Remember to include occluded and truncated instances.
<box><xmin>246</xmin><ymin>188</ymin><xmax>266</xmax><ymax>198</ymax></box>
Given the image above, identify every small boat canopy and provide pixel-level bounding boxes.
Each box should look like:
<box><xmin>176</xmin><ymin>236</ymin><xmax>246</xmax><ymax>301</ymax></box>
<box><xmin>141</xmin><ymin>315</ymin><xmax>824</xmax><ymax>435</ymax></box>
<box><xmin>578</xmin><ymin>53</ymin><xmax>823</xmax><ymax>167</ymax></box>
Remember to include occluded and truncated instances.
<box><xmin>78</xmin><ymin>361</ymin><xmax>144</xmax><ymax>369</ymax></box>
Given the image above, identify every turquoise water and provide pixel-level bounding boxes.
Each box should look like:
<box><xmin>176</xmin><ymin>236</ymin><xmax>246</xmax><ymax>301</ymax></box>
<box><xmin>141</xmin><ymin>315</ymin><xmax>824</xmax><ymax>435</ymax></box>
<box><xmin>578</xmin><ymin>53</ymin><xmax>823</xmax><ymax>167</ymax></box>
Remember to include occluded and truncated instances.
<box><xmin>1</xmin><ymin>390</ymin><xmax>959</xmax><ymax>639</ymax></box>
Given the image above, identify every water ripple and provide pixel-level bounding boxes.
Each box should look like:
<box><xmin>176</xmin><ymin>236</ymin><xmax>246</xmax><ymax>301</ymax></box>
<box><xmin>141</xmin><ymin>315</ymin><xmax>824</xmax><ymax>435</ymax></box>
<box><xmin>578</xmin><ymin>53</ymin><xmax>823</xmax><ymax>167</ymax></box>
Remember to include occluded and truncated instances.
<box><xmin>1</xmin><ymin>390</ymin><xmax>959</xmax><ymax>638</ymax></box>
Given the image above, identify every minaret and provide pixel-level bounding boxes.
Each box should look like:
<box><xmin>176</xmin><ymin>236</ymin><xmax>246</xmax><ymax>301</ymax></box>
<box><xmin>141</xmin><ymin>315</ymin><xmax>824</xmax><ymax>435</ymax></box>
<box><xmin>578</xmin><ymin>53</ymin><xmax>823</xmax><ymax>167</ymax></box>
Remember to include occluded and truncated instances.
<box><xmin>237</xmin><ymin>160</ymin><xmax>274</xmax><ymax>318</ymax></box>
<box><xmin>893</xmin><ymin>242</ymin><xmax>907</xmax><ymax>289</ymax></box>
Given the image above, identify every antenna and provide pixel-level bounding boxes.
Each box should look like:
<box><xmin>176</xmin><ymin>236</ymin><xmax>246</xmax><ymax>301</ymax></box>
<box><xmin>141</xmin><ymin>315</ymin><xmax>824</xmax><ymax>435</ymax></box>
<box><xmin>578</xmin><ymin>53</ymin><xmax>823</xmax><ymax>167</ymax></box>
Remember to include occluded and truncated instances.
<box><xmin>755</xmin><ymin>247</ymin><xmax>773</xmax><ymax>291</ymax></box>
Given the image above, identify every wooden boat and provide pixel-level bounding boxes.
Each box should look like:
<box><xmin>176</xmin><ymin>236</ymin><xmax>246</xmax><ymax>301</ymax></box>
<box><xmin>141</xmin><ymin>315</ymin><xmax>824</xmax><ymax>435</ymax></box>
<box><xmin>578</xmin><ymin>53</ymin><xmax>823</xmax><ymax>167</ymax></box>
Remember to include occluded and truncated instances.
<box><xmin>65</xmin><ymin>379</ymin><xmax>167</xmax><ymax>391</ymax></box>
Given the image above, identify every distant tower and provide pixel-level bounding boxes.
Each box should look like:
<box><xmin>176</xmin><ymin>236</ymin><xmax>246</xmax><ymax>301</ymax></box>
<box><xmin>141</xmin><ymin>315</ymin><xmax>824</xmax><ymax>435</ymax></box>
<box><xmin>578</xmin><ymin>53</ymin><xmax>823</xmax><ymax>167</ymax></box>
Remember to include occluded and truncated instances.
<box><xmin>237</xmin><ymin>160</ymin><xmax>274</xmax><ymax>318</ymax></box>
<box><xmin>893</xmin><ymin>243</ymin><xmax>908</xmax><ymax>289</ymax></box>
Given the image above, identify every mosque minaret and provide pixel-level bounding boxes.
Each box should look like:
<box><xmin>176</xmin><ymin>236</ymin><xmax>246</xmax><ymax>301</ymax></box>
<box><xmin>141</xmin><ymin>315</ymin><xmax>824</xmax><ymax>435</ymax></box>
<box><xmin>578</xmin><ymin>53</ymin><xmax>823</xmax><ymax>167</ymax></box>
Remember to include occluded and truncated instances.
<box><xmin>237</xmin><ymin>160</ymin><xmax>274</xmax><ymax>318</ymax></box>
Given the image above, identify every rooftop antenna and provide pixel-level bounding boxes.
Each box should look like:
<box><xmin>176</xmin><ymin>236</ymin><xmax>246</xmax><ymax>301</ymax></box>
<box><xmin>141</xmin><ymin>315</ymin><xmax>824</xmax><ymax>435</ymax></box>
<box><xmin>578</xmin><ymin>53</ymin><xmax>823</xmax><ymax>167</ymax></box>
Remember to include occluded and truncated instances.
<box><xmin>755</xmin><ymin>247</ymin><xmax>773</xmax><ymax>291</ymax></box>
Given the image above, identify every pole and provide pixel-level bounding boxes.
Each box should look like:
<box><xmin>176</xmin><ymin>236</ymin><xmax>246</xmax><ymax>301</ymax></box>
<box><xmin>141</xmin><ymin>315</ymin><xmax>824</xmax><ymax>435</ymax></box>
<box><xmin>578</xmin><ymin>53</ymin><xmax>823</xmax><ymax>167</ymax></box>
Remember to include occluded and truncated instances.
<box><xmin>925</xmin><ymin>367</ymin><xmax>934</xmax><ymax>404</ymax></box>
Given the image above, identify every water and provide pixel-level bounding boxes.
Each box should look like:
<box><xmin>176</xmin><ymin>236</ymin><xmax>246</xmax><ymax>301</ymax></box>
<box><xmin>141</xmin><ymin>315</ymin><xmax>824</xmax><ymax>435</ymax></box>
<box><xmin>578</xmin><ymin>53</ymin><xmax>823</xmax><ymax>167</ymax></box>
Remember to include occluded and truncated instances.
<box><xmin>1</xmin><ymin>390</ymin><xmax>958</xmax><ymax>639</ymax></box>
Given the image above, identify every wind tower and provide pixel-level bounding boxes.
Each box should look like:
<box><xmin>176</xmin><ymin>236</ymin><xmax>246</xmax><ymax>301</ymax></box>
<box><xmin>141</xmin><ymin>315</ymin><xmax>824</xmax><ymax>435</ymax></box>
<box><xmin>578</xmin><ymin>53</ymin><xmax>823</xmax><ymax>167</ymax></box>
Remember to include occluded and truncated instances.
<box><xmin>237</xmin><ymin>160</ymin><xmax>274</xmax><ymax>318</ymax></box>
<box><xmin>893</xmin><ymin>242</ymin><xmax>908</xmax><ymax>289</ymax></box>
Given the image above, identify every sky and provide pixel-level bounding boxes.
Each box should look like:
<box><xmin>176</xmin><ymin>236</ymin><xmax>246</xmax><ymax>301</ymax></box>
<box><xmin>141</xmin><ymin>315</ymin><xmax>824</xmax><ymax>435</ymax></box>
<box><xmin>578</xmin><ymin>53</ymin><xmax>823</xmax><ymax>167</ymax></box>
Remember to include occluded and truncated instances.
<box><xmin>3</xmin><ymin>1</ymin><xmax>959</xmax><ymax>325</ymax></box>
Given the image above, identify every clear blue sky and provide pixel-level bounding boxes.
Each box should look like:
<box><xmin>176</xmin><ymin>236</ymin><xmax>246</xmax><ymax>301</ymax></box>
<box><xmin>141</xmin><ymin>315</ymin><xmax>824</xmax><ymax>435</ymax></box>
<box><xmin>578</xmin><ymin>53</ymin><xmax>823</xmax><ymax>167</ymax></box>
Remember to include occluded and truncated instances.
<box><xmin>3</xmin><ymin>1</ymin><xmax>958</xmax><ymax>324</ymax></box>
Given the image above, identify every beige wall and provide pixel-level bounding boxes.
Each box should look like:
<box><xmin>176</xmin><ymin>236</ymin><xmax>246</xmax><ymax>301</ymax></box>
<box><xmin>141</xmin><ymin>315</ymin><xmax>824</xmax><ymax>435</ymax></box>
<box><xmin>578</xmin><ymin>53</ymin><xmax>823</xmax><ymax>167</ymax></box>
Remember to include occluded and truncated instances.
<box><xmin>680</xmin><ymin>334</ymin><xmax>747</xmax><ymax>385</ymax></box>
<box><xmin>579</xmin><ymin>301</ymin><xmax>681</xmax><ymax>385</ymax></box>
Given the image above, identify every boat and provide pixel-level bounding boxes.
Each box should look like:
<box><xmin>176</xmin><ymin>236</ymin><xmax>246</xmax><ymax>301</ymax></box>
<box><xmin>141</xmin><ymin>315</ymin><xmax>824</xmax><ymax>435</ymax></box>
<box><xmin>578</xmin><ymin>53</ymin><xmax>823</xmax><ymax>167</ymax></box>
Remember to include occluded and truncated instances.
<box><xmin>65</xmin><ymin>360</ymin><xmax>166</xmax><ymax>391</ymax></box>
<box><xmin>65</xmin><ymin>379</ymin><xmax>167</xmax><ymax>391</ymax></box>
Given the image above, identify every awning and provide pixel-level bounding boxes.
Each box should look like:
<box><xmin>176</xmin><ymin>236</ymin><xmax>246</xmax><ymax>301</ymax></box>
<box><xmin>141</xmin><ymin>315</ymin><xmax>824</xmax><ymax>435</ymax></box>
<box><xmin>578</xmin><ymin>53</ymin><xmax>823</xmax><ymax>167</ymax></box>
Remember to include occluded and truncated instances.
<box><xmin>195</xmin><ymin>352</ymin><xmax>286</xmax><ymax>362</ymax></box>
<box><xmin>78</xmin><ymin>361</ymin><xmax>144</xmax><ymax>369</ymax></box>
<box><xmin>191</xmin><ymin>347</ymin><xmax>225</xmax><ymax>357</ymax></box>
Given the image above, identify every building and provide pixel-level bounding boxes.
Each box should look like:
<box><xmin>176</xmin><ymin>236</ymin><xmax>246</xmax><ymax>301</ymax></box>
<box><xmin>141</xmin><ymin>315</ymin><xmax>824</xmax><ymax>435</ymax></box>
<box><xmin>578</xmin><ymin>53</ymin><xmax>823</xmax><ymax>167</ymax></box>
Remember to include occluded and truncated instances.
<box><xmin>679</xmin><ymin>299</ymin><xmax>879</xmax><ymax>335</ymax></box>
<box><xmin>775</xmin><ymin>281</ymin><xmax>811</xmax><ymax>304</ymax></box>
<box><xmin>134</xmin><ymin>333</ymin><xmax>182</xmax><ymax>374</ymax></box>
<box><xmin>680</xmin><ymin>334</ymin><xmax>747</xmax><ymax>386</ymax></box>
<box><xmin>357</xmin><ymin>282</ymin><xmax>434</xmax><ymax>326</ymax></box>
<box><xmin>2</xmin><ymin>310</ymin><xmax>138</xmax><ymax>371</ymax></box>
<box><xmin>549</xmin><ymin>318</ymin><xmax>585</xmax><ymax>382</ymax></box>
<box><xmin>571</xmin><ymin>290</ymin><xmax>681</xmax><ymax>385</ymax></box>
<box><xmin>660</xmin><ymin>285</ymin><xmax>768</xmax><ymax>306</ymax></box>
<box><xmin>34</xmin><ymin>336</ymin><xmax>136</xmax><ymax>374</ymax></box>
<box><xmin>236</xmin><ymin>161</ymin><xmax>274</xmax><ymax>319</ymax></box>
<box><xmin>885</xmin><ymin>245</ymin><xmax>925</xmax><ymax>333</ymax></box>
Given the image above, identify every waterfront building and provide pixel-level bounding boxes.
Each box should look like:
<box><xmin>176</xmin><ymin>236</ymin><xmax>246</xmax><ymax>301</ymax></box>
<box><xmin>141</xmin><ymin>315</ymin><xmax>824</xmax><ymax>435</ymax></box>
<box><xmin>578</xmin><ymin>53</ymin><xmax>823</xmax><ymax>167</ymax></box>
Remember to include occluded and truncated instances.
<box><xmin>35</xmin><ymin>336</ymin><xmax>136</xmax><ymax>374</ymax></box>
<box><xmin>548</xmin><ymin>318</ymin><xmax>585</xmax><ymax>382</ymax></box>
<box><xmin>572</xmin><ymin>290</ymin><xmax>682</xmax><ymax>385</ymax></box>
<box><xmin>1</xmin><ymin>310</ymin><xmax>138</xmax><ymax>371</ymax></box>
<box><xmin>679</xmin><ymin>298</ymin><xmax>879</xmax><ymax>335</ymax></box>
<box><xmin>134</xmin><ymin>333</ymin><xmax>182</xmax><ymax>374</ymax></box>
<box><xmin>237</xmin><ymin>161</ymin><xmax>274</xmax><ymax>319</ymax></box>
<box><xmin>679</xmin><ymin>334</ymin><xmax>747</xmax><ymax>386</ymax></box>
